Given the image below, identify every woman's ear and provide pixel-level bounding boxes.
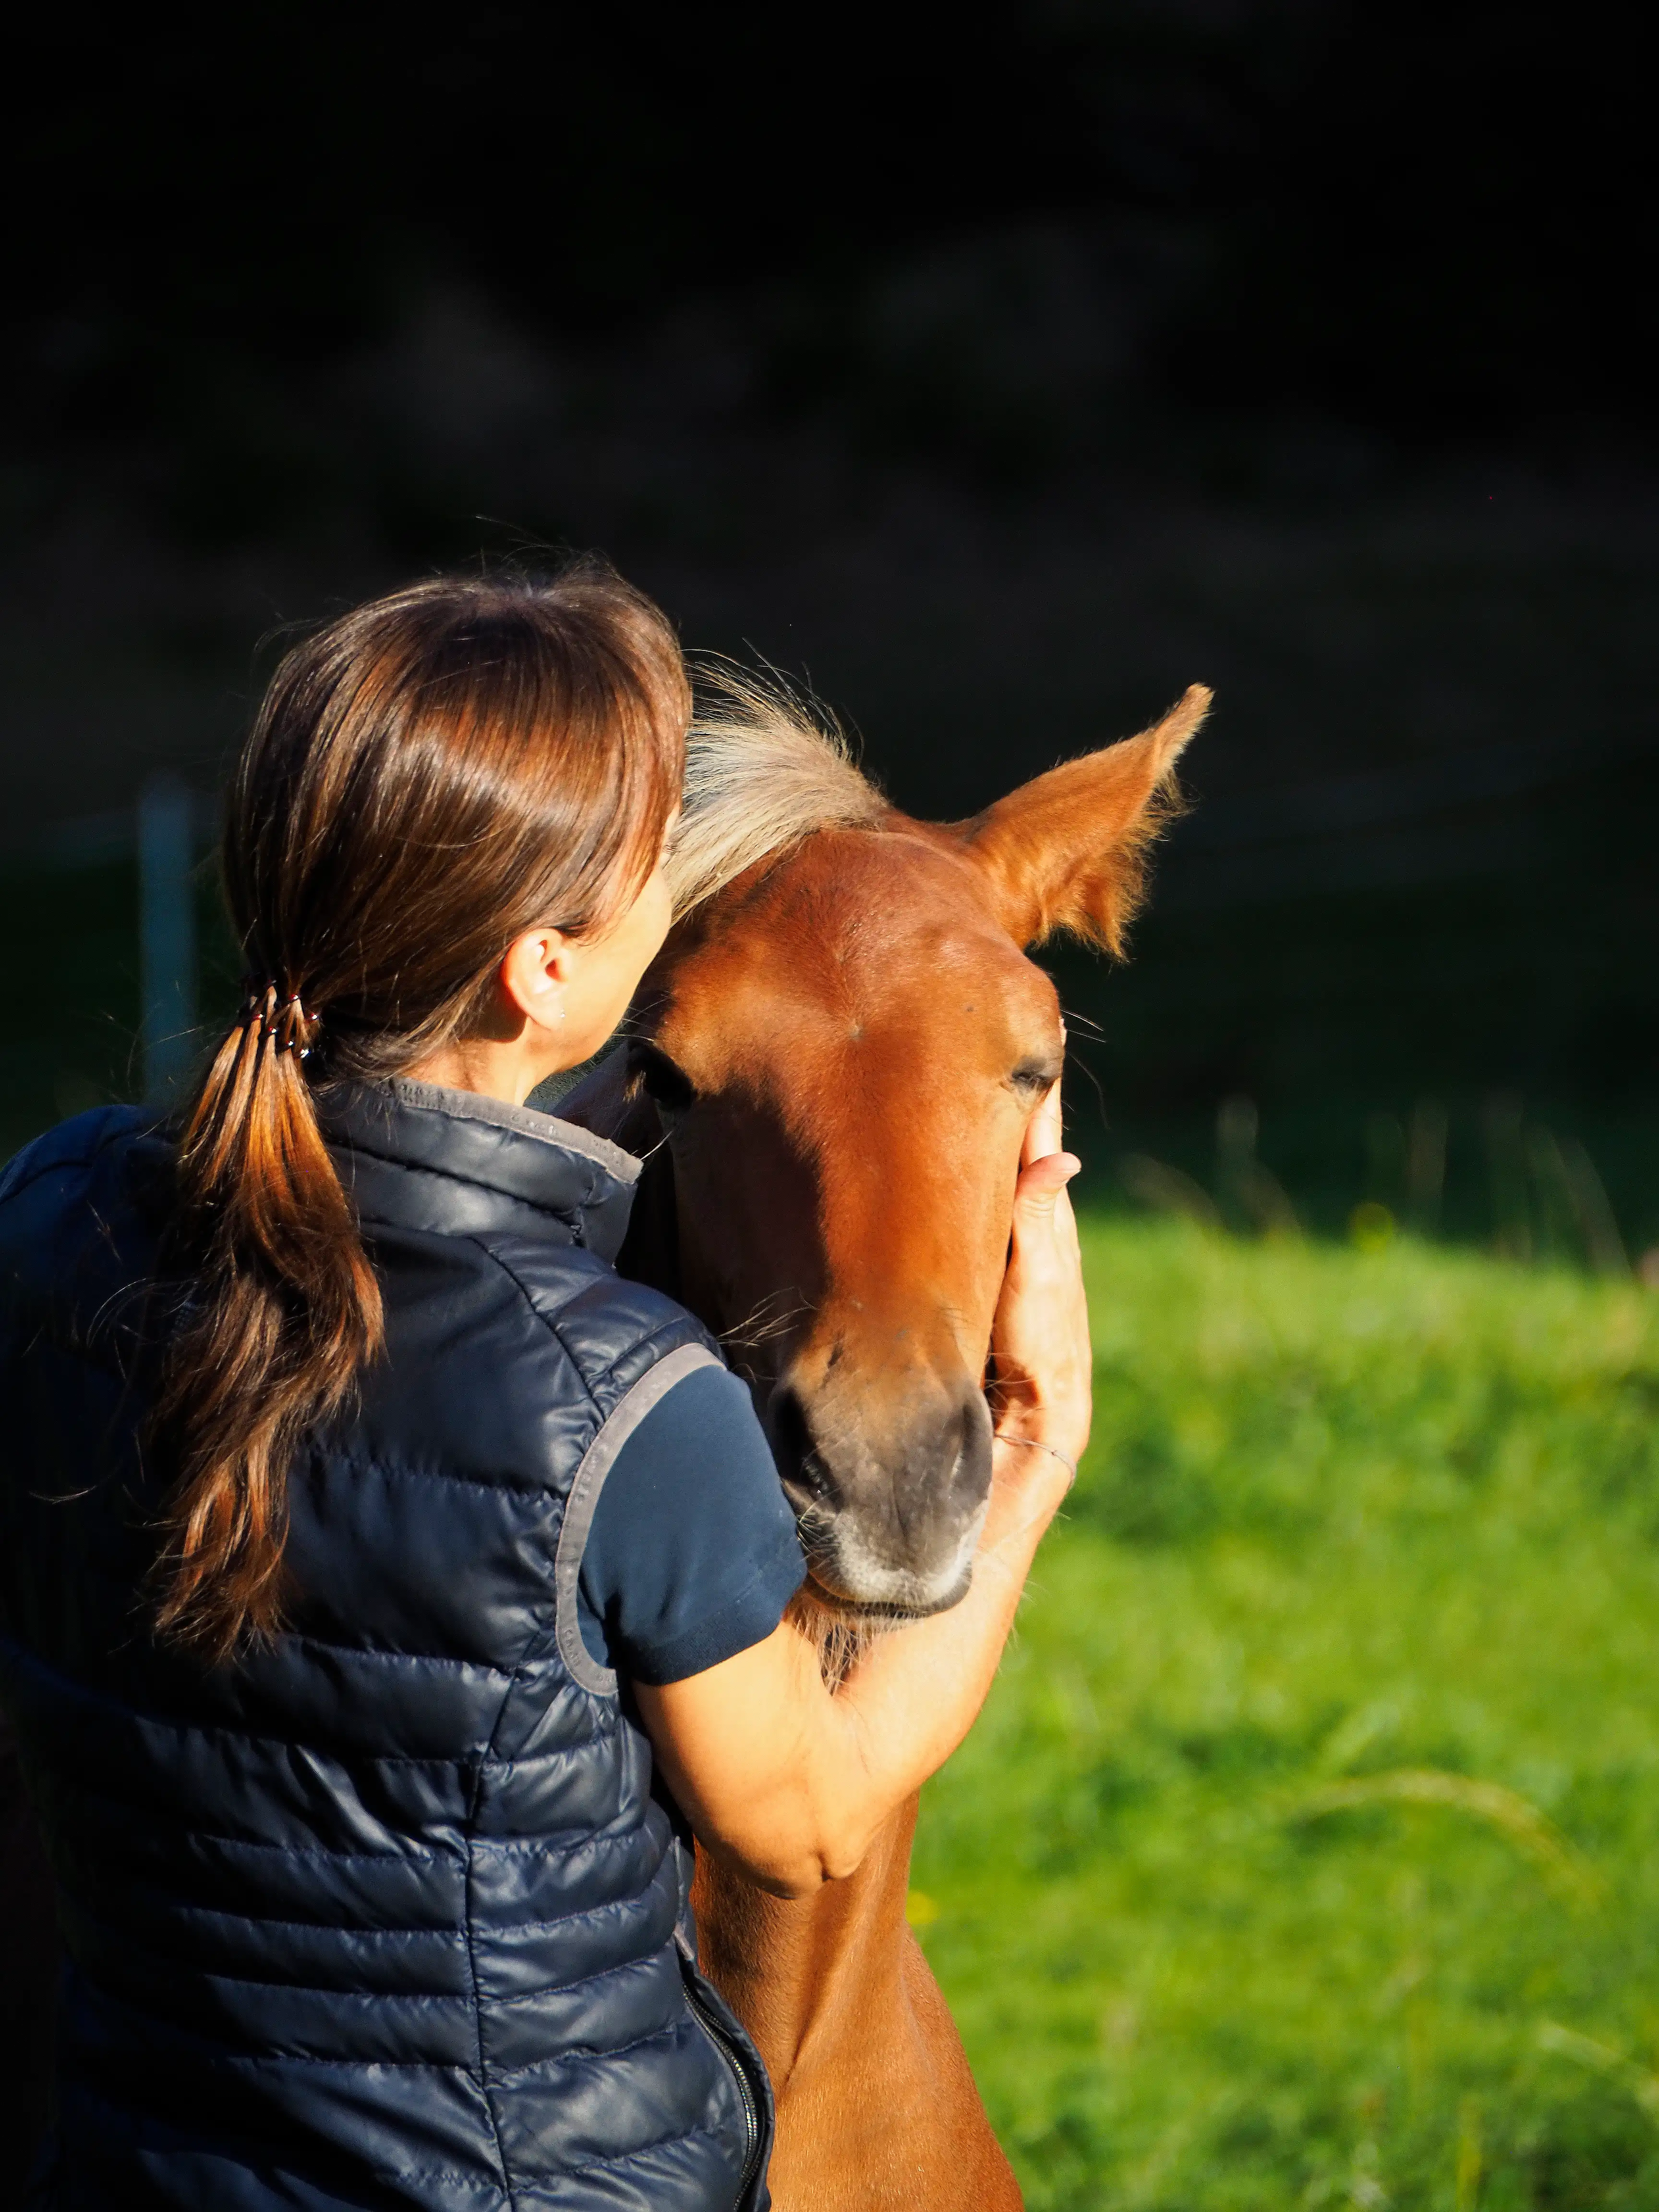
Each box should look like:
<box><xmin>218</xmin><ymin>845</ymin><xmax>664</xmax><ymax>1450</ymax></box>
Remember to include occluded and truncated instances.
<box><xmin>498</xmin><ymin>928</ymin><xmax>569</xmax><ymax>1030</ymax></box>
<box><xmin>953</xmin><ymin>685</ymin><xmax>1210</xmax><ymax>952</ymax></box>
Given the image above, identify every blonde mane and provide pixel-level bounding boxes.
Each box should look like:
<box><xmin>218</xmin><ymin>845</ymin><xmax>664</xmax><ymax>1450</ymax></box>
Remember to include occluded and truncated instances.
<box><xmin>666</xmin><ymin>664</ymin><xmax>888</xmax><ymax>916</ymax></box>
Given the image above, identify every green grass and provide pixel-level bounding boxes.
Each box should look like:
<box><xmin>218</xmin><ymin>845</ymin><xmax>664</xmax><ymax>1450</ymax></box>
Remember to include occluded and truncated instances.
<box><xmin>914</xmin><ymin>1217</ymin><xmax>1659</xmax><ymax>2210</ymax></box>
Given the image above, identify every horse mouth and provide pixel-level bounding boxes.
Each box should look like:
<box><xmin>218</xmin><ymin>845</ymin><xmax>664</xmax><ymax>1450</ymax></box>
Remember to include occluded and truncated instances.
<box><xmin>783</xmin><ymin>1475</ymin><xmax>987</xmax><ymax>1621</ymax></box>
<box><xmin>801</xmin><ymin>1567</ymin><xmax>975</xmax><ymax>1624</ymax></box>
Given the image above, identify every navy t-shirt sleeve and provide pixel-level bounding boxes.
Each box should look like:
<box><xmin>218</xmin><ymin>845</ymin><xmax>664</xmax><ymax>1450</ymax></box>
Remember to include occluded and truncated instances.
<box><xmin>576</xmin><ymin>1363</ymin><xmax>806</xmax><ymax>1686</ymax></box>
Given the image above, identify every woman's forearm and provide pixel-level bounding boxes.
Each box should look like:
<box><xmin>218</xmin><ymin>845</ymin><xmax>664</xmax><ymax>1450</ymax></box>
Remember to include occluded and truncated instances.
<box><xmin>815</xmin><ymin>1441</ymin><xmax>1072</xmax><ymax>1866</ymax></box>
<box><xmin>640</xmin><ymin>1439</ymin><xmax>1073</xmax><ymax>1896</ymax></box>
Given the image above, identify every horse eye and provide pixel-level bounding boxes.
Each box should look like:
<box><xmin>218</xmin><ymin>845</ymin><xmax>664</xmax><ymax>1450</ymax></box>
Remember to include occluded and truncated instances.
<box><xmin>627</xmin><ymin>1040</ymin><xmax>697</xmax><ymax>1120</ymax></box>
<box><xmin>1011</xmin><ymin>1057</ymin><xmax>1061</xmax><ymax>1098</ymax></box>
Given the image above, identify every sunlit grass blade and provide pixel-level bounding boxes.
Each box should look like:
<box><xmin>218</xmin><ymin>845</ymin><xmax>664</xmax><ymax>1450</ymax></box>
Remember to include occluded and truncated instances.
<box><xmin>1291</xmin><ymin>1767</ymin><xmax>1605</xmax><ymax>1906</ymax></box>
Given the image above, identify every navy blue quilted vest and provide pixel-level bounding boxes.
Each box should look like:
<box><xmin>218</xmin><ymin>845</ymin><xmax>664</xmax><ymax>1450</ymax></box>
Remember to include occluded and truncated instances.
<box><xmin>0</xmin><ymin>1081</ymin><xmax>774</xmax><ymax>2211</ymax></box>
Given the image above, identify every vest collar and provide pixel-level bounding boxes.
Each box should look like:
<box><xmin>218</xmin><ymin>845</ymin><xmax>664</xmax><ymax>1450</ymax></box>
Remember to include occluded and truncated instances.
<box><xmin>317</xmin><ymin>1078</ymin><xmax>641</xmax><ymax>1262</ymax></box>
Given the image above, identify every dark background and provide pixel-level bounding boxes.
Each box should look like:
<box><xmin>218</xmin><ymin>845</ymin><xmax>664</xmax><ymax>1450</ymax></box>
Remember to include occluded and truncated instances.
<box><xmin>2</xmin><ymin>0</ymin><xmax>1655</xmax><ymax>1244</ymax></box>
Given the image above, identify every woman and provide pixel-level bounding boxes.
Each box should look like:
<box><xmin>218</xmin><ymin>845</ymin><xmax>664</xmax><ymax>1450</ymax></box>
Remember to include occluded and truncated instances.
<box><xmin>0</xmin><ymin>566</ymin><xmax>1090</xmax><ymax>2210</ymax></box>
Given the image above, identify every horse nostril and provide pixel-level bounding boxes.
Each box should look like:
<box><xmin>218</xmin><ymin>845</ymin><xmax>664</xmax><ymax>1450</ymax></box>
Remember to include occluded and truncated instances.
<box><xmin>766</xmin><ymin>1383</ymin><xmax>834</xmax><ymax>1505</ymax></box>
<box><xmin>766</xmin><ymin>1382</ymin><xmax>809</xmax><ymax>1477</ymax></box>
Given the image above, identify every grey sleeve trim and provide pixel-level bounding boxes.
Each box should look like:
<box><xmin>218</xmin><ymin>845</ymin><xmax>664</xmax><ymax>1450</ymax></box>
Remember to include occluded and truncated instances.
<box><xmin>553</xmin><ymin>1342</ymin><xmax>728</xmax><ymax>1696</ymax></box>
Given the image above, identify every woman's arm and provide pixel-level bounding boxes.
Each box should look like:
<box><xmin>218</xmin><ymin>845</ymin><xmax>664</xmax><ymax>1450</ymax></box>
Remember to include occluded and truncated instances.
<box><xmin>635</xmin><ymin>1079</ymin><xmax>1090</xmax><ymax>1898</ymax></box>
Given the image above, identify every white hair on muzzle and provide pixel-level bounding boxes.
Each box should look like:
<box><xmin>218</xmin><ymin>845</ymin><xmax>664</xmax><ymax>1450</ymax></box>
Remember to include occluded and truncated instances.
<box><xmin>666</xmin><ymin>663</ymin><xmax>888</xmax><ymax>917</ymax></box>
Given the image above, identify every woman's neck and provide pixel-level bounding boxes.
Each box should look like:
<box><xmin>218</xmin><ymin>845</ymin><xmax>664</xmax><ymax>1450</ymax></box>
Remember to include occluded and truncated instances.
<box><xmin>404</xmin><ymin>1034</ymin><xmax>557</xmax><ymax>1109</ymax></box>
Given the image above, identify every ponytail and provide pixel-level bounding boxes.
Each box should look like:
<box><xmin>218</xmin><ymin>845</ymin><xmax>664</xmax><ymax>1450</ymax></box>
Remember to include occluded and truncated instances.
<box><xmin>146</xmin><ymin>565</ymin><xmax>688</xmax><ymax>1659</ymax></box>
<box><xmin>150</xmin><ymin>988</ymin><xmax>382</xmax><ymax>1659</ymax></box>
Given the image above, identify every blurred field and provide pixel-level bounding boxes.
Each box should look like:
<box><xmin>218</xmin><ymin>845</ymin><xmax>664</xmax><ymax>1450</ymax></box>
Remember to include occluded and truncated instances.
<box><xmin>915</xmin><ymin>1216</ymin><xmax>1659</xmax><ymax>2211</ymax></box>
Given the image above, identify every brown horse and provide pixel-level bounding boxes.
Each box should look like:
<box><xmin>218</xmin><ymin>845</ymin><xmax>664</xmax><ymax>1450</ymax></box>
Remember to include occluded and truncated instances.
<box><xmin>564</xmin><ymin>672</ymin><xmax>1209</xmax><ymax>2211</ymax></box>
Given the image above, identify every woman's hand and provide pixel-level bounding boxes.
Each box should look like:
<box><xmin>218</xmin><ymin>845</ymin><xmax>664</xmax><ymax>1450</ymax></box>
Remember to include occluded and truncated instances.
<box><xmin>987</xmin><ymin>1073</ymin><xmax>1092</xmax><ymax>1471</ymax></box>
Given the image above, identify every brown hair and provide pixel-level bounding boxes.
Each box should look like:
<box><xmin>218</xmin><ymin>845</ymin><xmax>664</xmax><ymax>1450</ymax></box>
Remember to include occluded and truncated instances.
<box><xmin>150</xmin><ymin>565</ymin><xmax>689</xmax><ymax>1659</ymax></box>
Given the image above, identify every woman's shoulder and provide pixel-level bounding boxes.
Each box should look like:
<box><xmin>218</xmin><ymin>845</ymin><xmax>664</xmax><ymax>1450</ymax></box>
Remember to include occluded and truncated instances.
<box><xmin>465</xmin><ymin>1226</ymin><xmax>726</xmax><ymax>1421</ymax></box>
<box><xmin>0</xmin><ymin>1107</ymin><xmax>173</xmax><ymax>1278</ymax></box>
<box><xmin>576</xmin><ymin>1356</ymin><xmax>802</xmax><ymax>1689</ymax></box>
<box><xmin>0</xmin><ymin>1103</ymin><xmax>160</xmax><ymax>1210</ymax></box>
<box><xmin>0</xmin><ymin>1108</ymin><xmax>172</xmax><ymax>1344</ymax></box>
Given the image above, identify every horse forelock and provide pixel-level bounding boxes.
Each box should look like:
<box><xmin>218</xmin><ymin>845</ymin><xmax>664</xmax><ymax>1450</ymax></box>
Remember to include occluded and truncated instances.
<box><xmin>666</xmin><ymin>664</ymin><xmax>888</xmax><ymax>917</ymax></box>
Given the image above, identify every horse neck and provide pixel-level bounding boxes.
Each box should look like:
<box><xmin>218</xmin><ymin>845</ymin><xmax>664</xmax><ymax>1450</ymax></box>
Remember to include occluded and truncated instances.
<box><xmin>691</xmin><ymin>1795</ymin><xmax>920</xmax><ymax>2089</ymax></box>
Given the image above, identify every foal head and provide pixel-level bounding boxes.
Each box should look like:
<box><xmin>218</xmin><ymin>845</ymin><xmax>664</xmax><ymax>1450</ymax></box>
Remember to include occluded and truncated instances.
<box><xmin>593</xmin><ymin>675</ymin><xmax>1207</xmax><ymax>1619</ymax></box>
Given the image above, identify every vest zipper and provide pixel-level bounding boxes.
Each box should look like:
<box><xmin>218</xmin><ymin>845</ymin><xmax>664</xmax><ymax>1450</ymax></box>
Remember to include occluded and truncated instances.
<box><xmin>682</xmin><ymin>1975</ymin><xmax>762</xmax><ymax>2200</ymax></box>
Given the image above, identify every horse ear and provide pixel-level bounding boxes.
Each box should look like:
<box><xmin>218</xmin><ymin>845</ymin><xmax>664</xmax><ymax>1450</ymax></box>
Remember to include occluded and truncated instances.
<box><xmin>954</xmin><ymin>685</ymin><xmax>1210</xmax><ymax>952</ymax></box>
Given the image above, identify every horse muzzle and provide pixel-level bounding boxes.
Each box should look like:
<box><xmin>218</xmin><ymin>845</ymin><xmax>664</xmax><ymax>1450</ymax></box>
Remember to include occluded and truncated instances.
<box><xmin>766</xmin><ymin>1375</ymin><xmax>995</xmax><ymax>1617</ymax></box>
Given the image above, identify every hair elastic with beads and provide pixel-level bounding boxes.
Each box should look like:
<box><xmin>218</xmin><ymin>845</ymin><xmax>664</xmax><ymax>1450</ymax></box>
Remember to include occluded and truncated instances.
<box><xmin>243</xmin><ymin>982</ymin><xmax>323</xmax><ymax>1060</ymax></box>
